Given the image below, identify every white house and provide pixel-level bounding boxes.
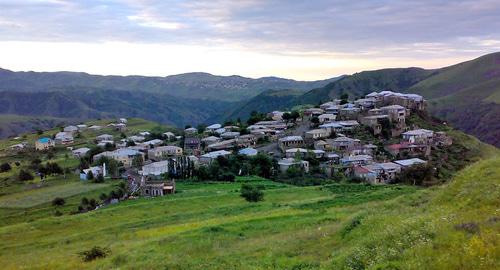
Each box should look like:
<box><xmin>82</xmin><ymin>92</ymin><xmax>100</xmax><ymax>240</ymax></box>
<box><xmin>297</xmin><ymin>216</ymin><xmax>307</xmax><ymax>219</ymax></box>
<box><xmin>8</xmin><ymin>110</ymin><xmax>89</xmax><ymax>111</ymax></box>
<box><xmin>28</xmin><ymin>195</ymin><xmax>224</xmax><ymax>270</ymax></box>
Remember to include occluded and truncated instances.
<box><xmin>72</xmin><ymin>147</ymin><xmax>90</xmax><ymax>158</ymax></box>
<box><xmin>200</xmin><ymin>150</ymin><xmax>231</xmax><ymax>164</ymax></box>
<box><xmin>278</xmin><ymin>158</ymin><xmax>309</xmax><ymax>173</ymax></box>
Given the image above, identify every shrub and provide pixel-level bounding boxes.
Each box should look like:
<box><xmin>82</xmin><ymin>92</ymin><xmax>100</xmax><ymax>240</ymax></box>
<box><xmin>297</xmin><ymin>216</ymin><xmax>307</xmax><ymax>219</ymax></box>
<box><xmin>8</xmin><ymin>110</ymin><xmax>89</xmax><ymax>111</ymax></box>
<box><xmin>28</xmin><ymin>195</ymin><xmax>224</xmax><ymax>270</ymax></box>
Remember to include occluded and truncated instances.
<box><xmin>0</xmin><ymin>162</ymin><xmax>11</xmax><ymax>172</ymax></box>
<box><xmin>240</xmin><ymin>184</ymin><xmax>264</xmax><ymax>202</ymax></box>
<box><xmin>93</xmin><ymin>174</ymin><xmax>105</xmax><ymax>183</ymax></box>
<box><xmin>79</xmin><ymin>246</ymin><xmax>110</xmax><ymax>262</ymax></box>
<box><xmin>52</xmin><ymin>197</ymin><xmax>66</xmax><ymax>207</ymax></box>
<box><xmin>17</xmin><ymin>170</ymin><xmax>34</xmax><ymax>181</ymax></box>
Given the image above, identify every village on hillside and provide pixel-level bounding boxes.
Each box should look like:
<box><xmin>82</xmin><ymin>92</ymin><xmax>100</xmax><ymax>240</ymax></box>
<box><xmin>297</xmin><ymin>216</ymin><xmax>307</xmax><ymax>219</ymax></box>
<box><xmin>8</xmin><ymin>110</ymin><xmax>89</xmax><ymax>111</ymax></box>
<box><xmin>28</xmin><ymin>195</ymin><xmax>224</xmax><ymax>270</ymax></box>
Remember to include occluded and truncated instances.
<box><xmin>3</xmin><ymin>90</ymin><xmax>453</xmax><ymax>201</ymax></box>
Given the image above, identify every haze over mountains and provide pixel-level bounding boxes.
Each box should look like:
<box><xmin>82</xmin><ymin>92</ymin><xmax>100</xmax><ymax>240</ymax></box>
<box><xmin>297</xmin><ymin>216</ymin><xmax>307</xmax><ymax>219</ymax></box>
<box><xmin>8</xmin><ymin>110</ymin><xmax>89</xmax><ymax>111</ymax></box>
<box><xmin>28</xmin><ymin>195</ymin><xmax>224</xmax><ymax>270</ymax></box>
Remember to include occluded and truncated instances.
<box><xmin>0</xmin><ymin>52</ymin><xmax>499</xmax><ymax>147</ymax></box>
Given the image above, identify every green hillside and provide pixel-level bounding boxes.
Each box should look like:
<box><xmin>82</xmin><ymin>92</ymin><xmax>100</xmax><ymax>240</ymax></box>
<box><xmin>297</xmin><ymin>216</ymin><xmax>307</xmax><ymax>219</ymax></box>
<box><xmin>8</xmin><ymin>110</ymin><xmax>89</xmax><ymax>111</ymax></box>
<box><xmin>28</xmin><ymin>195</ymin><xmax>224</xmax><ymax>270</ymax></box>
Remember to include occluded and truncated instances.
<box><xmin>408</xmin><ymin>52</ymin><xmax>500</xmax><ymax>147</ymax></box>
<box><xmin>0</xmin><ymin>158</ymin><xmax>498</xmax><ymax>269</ymax></box>
<box><xmin>229</xmin><ymin>52</ymin><xmax>500</xmax><ymax>147</ymax></box>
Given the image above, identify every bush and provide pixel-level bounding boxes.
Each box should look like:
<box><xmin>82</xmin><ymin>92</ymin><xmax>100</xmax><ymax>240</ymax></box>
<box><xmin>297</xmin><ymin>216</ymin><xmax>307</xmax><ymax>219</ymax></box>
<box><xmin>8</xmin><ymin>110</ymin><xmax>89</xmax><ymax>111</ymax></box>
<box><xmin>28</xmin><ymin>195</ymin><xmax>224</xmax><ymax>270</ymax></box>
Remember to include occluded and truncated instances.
<box><xmin>240</xmin><ymin>184</ymin><xmax>264</xmax><ymax>202</ymax></box>
<box><xmin>52</xmin><ymin>197</ymin><xmax>66</xmax><ymax>207</ymax></box>
<box><xmin>79</xmin><ymin>246</ymin><xmax>110</xmax><ymax>262</ymax></box>
<box><xmin>93</xmin><ymin>174</ymin><xmax>105</xmax><ymax>183</ymax></box>
<box><xmin>0</xmin><ymin>162</ymin><xmax>11</xmax><ymax>172</ymax></box>
<box><xmin>17</xmin><ymin>170</ymin><xmax>34</xmax><ymax>181</ymax></box>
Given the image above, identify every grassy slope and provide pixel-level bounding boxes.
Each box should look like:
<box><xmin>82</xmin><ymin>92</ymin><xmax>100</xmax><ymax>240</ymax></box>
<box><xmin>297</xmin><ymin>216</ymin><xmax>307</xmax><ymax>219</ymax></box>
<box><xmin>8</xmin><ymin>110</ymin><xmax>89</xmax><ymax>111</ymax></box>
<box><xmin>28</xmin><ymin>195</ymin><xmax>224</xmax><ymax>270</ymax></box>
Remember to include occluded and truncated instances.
<box><xmin>408</xmin><ymin>52</ymin><xmax>500</xmax><ymax>147</ymax></box>
<box><xmin>0</xmin><ymin>154</ymin><xmax>499</xmax><ymax>269</ymax></box>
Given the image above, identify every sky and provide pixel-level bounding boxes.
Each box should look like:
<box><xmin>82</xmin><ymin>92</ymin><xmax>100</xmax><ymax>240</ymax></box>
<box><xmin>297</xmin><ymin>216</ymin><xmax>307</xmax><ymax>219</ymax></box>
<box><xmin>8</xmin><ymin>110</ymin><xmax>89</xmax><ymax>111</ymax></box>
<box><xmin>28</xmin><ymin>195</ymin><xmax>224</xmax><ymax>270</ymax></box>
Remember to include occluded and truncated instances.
<box><xmin>0</xmin><ymin>0</ymin><xmax>499</xmax><ymax>80</ymax></box>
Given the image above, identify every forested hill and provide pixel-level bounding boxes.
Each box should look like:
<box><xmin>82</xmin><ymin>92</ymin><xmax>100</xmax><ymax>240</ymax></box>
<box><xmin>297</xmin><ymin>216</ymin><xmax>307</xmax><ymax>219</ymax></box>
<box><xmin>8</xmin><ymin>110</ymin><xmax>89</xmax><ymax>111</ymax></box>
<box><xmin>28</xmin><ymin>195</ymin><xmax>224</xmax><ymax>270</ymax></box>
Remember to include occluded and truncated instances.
<box><xmin>0</xmin><ymin>69</ymin><xmax>338</xmax><ymax>102</ymax></box>
<box><xmin>229</xmin><ymin>52</ymin><xmax>500</xmax><ymax>147</ymax></box>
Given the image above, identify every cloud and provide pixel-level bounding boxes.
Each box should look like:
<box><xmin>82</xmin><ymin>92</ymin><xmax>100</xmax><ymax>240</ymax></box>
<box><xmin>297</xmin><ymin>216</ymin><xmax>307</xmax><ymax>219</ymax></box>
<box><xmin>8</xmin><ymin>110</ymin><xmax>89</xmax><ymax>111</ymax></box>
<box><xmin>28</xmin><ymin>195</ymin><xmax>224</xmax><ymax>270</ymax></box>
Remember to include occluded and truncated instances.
<box><xmin>0</xmin><ymin>0</ymin><xmax>499</xmax><ymax>78</ymax></box>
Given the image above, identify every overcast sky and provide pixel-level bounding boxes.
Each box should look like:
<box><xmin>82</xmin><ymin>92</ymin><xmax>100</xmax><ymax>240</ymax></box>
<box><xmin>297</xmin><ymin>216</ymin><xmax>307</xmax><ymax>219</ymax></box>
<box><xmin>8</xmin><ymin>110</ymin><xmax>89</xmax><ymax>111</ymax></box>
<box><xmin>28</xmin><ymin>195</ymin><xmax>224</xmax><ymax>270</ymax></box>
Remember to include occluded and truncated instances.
<box><xmin>0</xmin><ymin>0</ymin><xmax>499</xmax><ymax>80</ymax></box>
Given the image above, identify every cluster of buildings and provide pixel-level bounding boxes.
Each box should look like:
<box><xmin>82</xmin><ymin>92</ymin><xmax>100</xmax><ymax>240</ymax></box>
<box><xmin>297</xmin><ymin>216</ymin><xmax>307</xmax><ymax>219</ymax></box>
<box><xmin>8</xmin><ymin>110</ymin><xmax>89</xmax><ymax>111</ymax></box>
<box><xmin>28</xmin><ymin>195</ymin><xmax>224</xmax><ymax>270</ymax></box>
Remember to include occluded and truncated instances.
<box><xmin>273</xmin><ymin>91</ymin><xmax>451</xmax><ymax>184</ymax></box>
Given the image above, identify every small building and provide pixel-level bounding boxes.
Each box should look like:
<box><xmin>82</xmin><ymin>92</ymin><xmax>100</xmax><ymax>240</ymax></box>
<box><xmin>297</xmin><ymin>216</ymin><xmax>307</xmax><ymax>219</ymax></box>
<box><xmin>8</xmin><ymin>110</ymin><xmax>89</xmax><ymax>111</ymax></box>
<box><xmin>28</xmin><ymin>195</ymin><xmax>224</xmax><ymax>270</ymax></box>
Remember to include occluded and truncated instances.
<box><xmin>318</xmin><ymin>114</ymin><xmax>336</xmax><ymax>123</ymax></box>
<box><xmin>278</xmin><ymin>136</ymin><xmax>304</xmax><ymax>152</ymax></box>
<box><xmin>221</xmin><ymin>132</ymin><xmax>240</xmax><ymax>140</ymax></box>
<box><xmin>201</xmin><ymin>136</ymin><xmax>222</xmax><ymax>147</ymax></box>
<box><xmin>142</xmin><ymin>179</ymin><xmax>176</xmax><ymax>197</ymax></box>
<box><xmin>163</xmin><ymin>132</ymin><xmax>176</xmax><ymax>140</ymax></box>
<box><xmin>340</xmin><ymin>155</ymin><xmax>373</xmax><ymax>166</ymax></box>
<box><xmin>148</xmin><ymin>145</ymin><xmax>183</xmax><ymax>161</ymax></box>
<box><xmin>393</xmin><ymin>158</ymin><xmax>427</xmax><ymax>168</ymax></box>
<box><xmin>206</xmin><ymin>124</ymin><xmax>222</xmax><ymax>133</ymax></box>
<box><xmin>184</xmin><ymin>137</ymin><xmax>201</xmax><ymax>156</ymax></box>
<box><xmin>207</xmin><ymin>139</ymin><xmax>237</xmax><ymax>151</ymax></box>
<box><xmin>35</xmin><ymin>137</ymin><xmax>55</xmax><ymax>151</ymax></box>
<box><xmin>96</xmin><ymin>134</ymin><xmax>113</xmax><ymax>142</ymax></box>
<box><xmin>142</xmin><ymin>139</ymin><xmax>163</xmax><ymax>148</ymax></box>
<box><xmin>63</xmin><ymin>125</ymin><xmax>78</xmax><ymax>134</ymax></box>
<box><xmin>141</xmin><ymin>160</ymin><xmax>171</xmax><ymax>176</ymax></box>
<box><xmin>278</xmin><ymin>158</ymin><xmax>309</xmax><ymax>173</ymax></box>
<box><xmin>72</xmin><ymin>147</ymin><xmax>90</xmax><ymax>158</ymax></box>
<box><xmin>55</xmin><ymin>132</ymin><xmax>74</xmax><ymax>145</ymax></box>
<box><xmin>402</xmin><ymin>129</ymin><xmax>434</xmax><ymax>144</ymax></box>
<box><xmin>200</xmin><ymin>150</ymin><xmax>231</xmax><ymax>164</ymax></box>
<box><xmin>238</xmin><ymin>147</ymin><xmax>258</xmax><ymax>156</ymax></box>
<box><xmin>80</xmin><ymin>166</ymin><xmax>106</xmax><ymax>180</ymax></box>
<box><xmin>93</xmin><ymin>148</ymin><xmax>144</xmax><ymax>167</ymax></box>
<box><xmin>128</xmin><ymin>135</ymin><xmax>146</xmax><ymax>142</ymax></box>
<box><xmin>88</xmin><ymin>125</ymin><xmax>102</xmax><ymax>131</ymax></box>
<box><xmin>119</xmin><ymin>118</ymin><xmax>128</xmax><ymax>124</ymax></box>
<box><xmin>76</xmin><ymin>124</ymin><xmax>87</xmax><ymax>130</ymax></box>
<box><xmin>305</xmin><ymin>129</ymin><xmax>330</xmax><ymax>141</ymax></box>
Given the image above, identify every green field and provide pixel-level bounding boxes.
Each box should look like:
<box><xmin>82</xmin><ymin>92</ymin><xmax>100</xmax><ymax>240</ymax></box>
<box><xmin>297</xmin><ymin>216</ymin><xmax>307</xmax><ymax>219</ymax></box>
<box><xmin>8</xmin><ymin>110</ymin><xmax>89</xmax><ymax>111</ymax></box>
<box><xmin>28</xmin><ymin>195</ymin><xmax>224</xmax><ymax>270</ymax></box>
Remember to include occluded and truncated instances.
<box><xmin>0</xmin><ymin>159</ymin><xmax>498</xmax><ymax>270</ymax></box>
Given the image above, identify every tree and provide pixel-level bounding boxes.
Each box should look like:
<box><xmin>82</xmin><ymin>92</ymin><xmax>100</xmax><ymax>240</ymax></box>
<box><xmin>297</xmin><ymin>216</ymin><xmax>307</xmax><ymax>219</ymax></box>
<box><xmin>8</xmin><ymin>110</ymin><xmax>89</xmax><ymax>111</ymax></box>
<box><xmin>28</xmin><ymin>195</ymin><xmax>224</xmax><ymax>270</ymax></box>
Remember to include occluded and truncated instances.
<box><xmin>94</xmin><ymin>173</ymin><xmax>105</xmax><ymax>183</ymax></box>
<box><xmin>290</xmin><ymin>111</ymin><xmax>300</xmax><ymax>122</ymax></box>
<box><xmin>126</xmin><ymin>140</ymin><xmax>136</xmax><ymax>147</ymax></box>
<box><xmin>282</xmin><ymin>112</ymin><xmax>292</xmax><ymax>123</ymax></box>
<box><xmin>396</xmin><ymin>164</ymin><xmax>434</xmax><ymax>185</ymax></box>
<box><xmin>197</xmin><ymin>124</ymin><xmax>207</xmax><ymax>134</ymax></box>
<box><xmin>18</xmin><ymin>170</ymin><xmax>34</xmax><ymax>181</ymax></box>
<box><xmin>311</xmin><ymin>116</ymin><xmax>320</xmax><ymax>125</ymax></box>
<box><xmin>132</xmin><ymin>154</ymin><xmax>144</xmax><ymax>168</ymax></box>
<box><xmin>340</xmin><ymin>93</ymin><xmax>349</xmax><ymax>105</ymax></box>
<box><xmin>0</xmin><ymin>162</ymin><xmax>11</xmax><ymax>173</ymax></box>
<box><xmin>52</xmin><ymin>197</ymin><xmax>66</xmax><ymax>207</ymax></box>
<box><xmin>86</xmin><ymin>170</ymin><xmax>94</xmax><ymax>180</ymax></box>
<box><xmin>240</xmin><ymin>184</ymin><xmax>264</xmax><ymax>202</ymax></box>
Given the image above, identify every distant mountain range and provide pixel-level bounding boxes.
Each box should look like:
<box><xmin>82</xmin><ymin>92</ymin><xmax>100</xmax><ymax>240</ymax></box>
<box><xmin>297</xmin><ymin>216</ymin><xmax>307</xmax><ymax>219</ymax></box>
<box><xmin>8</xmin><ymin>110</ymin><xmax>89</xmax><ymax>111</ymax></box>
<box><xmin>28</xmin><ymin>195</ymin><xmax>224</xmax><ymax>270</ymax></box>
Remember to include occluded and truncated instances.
<box><xmin>0</xmin><ymin>52</ymin><xmax>499</xmax><ymax>147</ymax></box>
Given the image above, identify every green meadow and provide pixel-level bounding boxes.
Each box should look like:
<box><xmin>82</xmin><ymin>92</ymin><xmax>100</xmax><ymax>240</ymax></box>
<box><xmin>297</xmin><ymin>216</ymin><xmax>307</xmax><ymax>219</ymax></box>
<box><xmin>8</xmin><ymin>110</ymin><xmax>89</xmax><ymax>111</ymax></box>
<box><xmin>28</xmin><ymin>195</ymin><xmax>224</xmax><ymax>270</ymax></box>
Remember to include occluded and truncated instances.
<box><xmin>0</xmin><ymin>157</ymin><xmax>498</xmax><ymax>269</ymax></box>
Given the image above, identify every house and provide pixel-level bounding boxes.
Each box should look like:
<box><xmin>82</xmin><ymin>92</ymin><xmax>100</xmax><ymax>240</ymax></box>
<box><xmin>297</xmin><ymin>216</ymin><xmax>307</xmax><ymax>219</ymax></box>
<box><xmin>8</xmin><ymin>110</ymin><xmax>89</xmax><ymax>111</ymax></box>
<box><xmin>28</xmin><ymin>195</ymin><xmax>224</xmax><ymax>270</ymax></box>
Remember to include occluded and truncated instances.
<box><xmin>362</xmin><ymin>162</ymin><xmax>402</xmax><ymax>183</ymax></box>
<box><xmin>184</xmin><ymin>127</ymin><xmax>197</xmax><ymax>135</ymax></box>
<box><xmin>148</xmin><ymin>145</ymin><xmax>183</xmax><ymax>161</ymax></box>
<box><xmin>35</xmin><ymin>137</ymin><xmax>55</xmax><ymax>151</ymax></box>
<box><xmin>385</xmin><ymin>142</ymin><xmax>431</xmax><ymax>157</ymax></box>
<box><xmin>96</xmin><ymin>134</ymin><xmax>113</xmax><ymax>142</ymax></box>
<box><xmin>63</xmin><ymin>125</ymin><xmax>78</xmax><ymax>134</ymax></box>
<box><xmin>115</xmin><ymin>123</ymin><xmax>127</xmax><ymax>132</ymax></box>
<box><xmin>353</xmin><ymin>166</ymin><xmax>378</xmax><ymax>183</ymax></box>
<box><xmin>314</xmin><ymin>140</ymin><xmax>329</xmax><ymax>151</ymax></box>
<box><xmin>221</xmin><ymin>132</ymin><xmax>240</xmax><ymax>140</ymax></box>
<box><xmin>254</xmin><ymin>120</ymin><xmax>287</xmax><ymax>130</ymax></box>
<box><xmin>354</xmin><ymin>97</ymin><xmax>376</xmax><ymax>110</ymax></box>
<box><xmin>238</xmin><ymin>147</ymin><xmax>258</xmax><ymax>156</ymax></box>
<box><xmin>338</xmin><ymin>107</ymin><xmax>361</xmax><ymax>120</ymax></box>
<box><xmin>184</xmin><ymin>137</ymin><xmax>201</xmax><ymax>155</ymax></box>
<box><xmin>88</xmin><ymin>125</ymin><xmax>102</xmax><ymax>131</ymax></box>
<box><xmin>305</xmin><ymin>129</ymin><xmax>330</xmax><ymax>141</ymax></box>
<box><xmin>324</xmin><ymin>105</ymin><xmax>340</xmax><ymax>114</ymax></box>
<box><xmin>319</xmin><ymin>122</ymin><xmax>344</xmax><ymax>133</ymax></box>
<box><xmin>278</xmin><ymin>158</ymin><xmax>309</xmax><ymax>173</ymax></box>
<box><xmin>393</xmin><ymin>158</ymin><xmax>427</xmax><ymax>168</ymax></box>
<box><xmin>278</xmin><ymin>136</ymin><xmax>304</xmax><ymax>152</ymax></box>
<box><xmin>285</xmin><ymin>148</ymin><xmax>325</xmax><ymax>159</ymax></box>
<box><xmin>139</xmin><ymin>131</ymin><xmax>151</xmax><ymax>137</ymax></box>
<box><xmin>402</xmin><ymin>129</ymin><xmax>434</xmax><ymax>144</ymax></box>
<box><xmin>215</xmin><ymin>128</ymin><xmax>227</xmax><ymax>135</ymax></box>
<box><xmin>201</xmin><ymin>136</ymin><xmax>221</xmax><ymax>147</ymax></box>
<box><xmin>340</xmin><ymin>155</ymin><xmax>373</xmax><ymax>166</ymax></box>
<box><xmin>163</xmin><ymin>132</ymin><xmax>176</xmax><ymax>140</ymax></box>
<box><xmin>54</xmin><ymin>132</ymin><xmax>74</xmax><ymax>145</ymax></box>
<box><xmin>76</xmin><ymin>124</ymin><xmax>87</xmax><ymax>130</ymax></box>
<box><xmin>338</xmin><ymin>120</ymin><xmax>360</xmax><ymax>130</ymax></box>
<box><xmin>80</xmin><ymin>166</ymin><xmax>106</xmax><ymax>180</ymax></box>
<box><xmin>268</xmin><ymin>111</ymin><xmax>284</xmax><ymax>121</ymax></box>
<box><xmin>328</xmin><ymin>136</ymin><xmax>361</xmax><ymax>152</ymax></box>
<box><xmin>141</xmin><ymin>160</ymin><xmax>171</xmax><ymax>176</ymax></box>
<box><xmin>9</xmin><ymin>143</ymin><xmax>26</xmax><ymax>151</ymax></box>
<box><xmin>320</xmin><ymin>101</ymin><xmax>340</xmax><ymax>110</ymax></box>
<box><xmin>97</xmin><ymin>140</ymin><xmax>115</xmax><ymax>148</ymax></box>
<box><xmin>72</xmin><ymin>147</ymin><xmax>90</xmax><ymax>158</ymax></box>
<box><xmin>380</xmin><ymin>105</ymin><xmax>406</xmax><ymax>124</ymax></box>
<box><xmin>119</xmin><ymin>118</ymin><xmax>128</xmax><ymax>124</ymax></box>
<box><xmin>318</xmin><ymin>113</ymin><xmax>336</xmax><ymax>123</ymax></box>
<box><xmin>206</xmin><ymin>124</ymin><xmax>222</xmax><ymax>133</ymax></box>
<box><xmin>128</xmin><ymin>135</ymin><xmax>146</xmax><ymax>142</ymax></box>
<box><xmin>303</xmin><ymin>108</ymin><xmax>324</xmax><ymax>118</ymax></box>
<box><xmin>237</xmin><ymin>134</ymin><xmax>257</xmax><ymax>146</ymax></box>
<box><xmin>141</xmin><ymin>179</ymin><xmax>176</xmax><ymax>197</ymax></box>
<box><xmin>200</xmin><ymin>150</ymin><xmax>231</xmax><ymax>164</ymax></box>
<box><xmin>360</xmin><ymin>115</ymin><xmax>389</xmax><ymax>135</ymax></box>
<box><xmin>207</xmin><ymin>139</ymin><xmax>237</xmax><ymax>151</ymax></box>
<box><xmin>142</xmin><ymin>139</ymin><xmax>163</xmax><ymax>148</ymax></box>
<box><xmin>93</xmin><ymin>148</ymin><xmax>144</xmax><ymax>167</ymax></box>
